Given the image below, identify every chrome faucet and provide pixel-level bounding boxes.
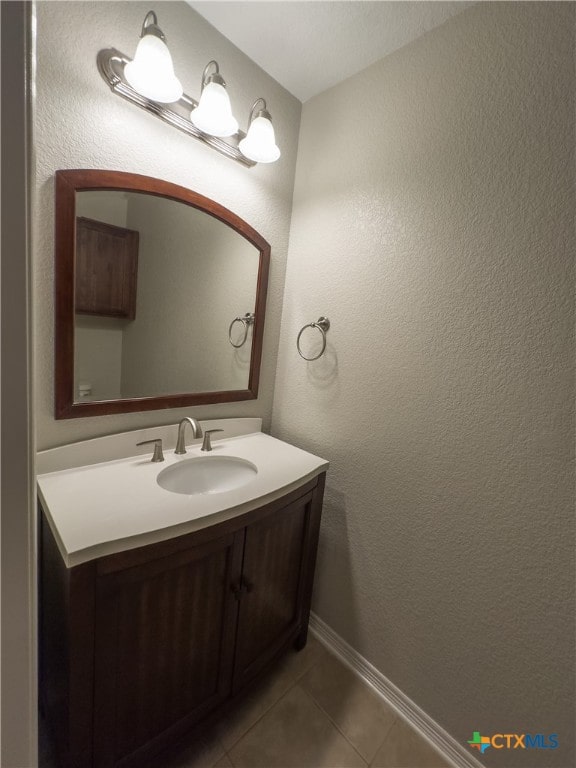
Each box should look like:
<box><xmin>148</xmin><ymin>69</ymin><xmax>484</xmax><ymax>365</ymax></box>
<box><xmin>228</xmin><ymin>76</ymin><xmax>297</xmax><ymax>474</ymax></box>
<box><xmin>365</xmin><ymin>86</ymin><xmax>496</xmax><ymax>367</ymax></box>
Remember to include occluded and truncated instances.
<box><xmin>175</xmin><ymin>417</ymin><xmax>203</xmax><ymax>454</ymax></box>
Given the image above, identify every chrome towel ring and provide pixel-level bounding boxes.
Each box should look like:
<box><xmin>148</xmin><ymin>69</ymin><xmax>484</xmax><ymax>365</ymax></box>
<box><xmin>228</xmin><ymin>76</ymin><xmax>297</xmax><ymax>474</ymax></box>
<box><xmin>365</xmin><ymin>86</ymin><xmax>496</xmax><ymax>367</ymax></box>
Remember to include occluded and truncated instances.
<box><xmin>228</xmin><ymin>312</ymin><xmax>255</xmax><ymax>348</ymax></box>
<box><xmin>297</xmin><ymin>317</ymin><xmax>330</xmax><ymax>361</ymax></box>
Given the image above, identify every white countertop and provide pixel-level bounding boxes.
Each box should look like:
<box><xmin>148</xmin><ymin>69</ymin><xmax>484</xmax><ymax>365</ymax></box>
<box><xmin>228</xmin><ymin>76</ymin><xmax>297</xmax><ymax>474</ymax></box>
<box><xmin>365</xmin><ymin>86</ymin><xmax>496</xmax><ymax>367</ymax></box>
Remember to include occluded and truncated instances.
<box><xmin>38</xmin><ymin>427</ymin><xmax>328</xmax><ymax>568</ymax></box>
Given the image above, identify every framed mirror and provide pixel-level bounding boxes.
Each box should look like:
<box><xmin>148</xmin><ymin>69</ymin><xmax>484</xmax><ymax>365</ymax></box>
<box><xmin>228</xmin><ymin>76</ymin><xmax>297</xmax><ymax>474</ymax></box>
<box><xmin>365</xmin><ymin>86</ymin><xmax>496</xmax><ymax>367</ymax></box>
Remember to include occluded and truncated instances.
<box><xmin>54</xmin><ymin>169</ymin><xmax>270</xmax><ymax>419</ymax></box>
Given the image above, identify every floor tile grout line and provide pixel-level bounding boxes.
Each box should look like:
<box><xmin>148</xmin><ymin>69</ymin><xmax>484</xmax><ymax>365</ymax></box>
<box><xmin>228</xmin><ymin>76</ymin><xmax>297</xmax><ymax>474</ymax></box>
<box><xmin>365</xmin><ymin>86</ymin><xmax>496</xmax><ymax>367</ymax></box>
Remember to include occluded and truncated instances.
<box><xmin>223</xmin><ymin>675</ymin><xmax>301</xmax><ymax>754</ymax></box>
<box><xmin>224</xmin><ymin>645</ymin><xmax>381</xmax><ymax>768</ymax></box>
<box><xmin>295</xmin><ymin>683</ymin><xmax>371</xmax><ymax>768</ymax></box>
<box><xmin>310</xmin><ymin>619</ymin><xmax>468</xmax><ymax>768</ymax></box>
<box><xmin>298</xmin><ymin>656</ymin><xmax>398</xmax><ymax>766</ymax></box>
<box><xmin>223</xmin><ymin>648</ymin><xmax>326</xmax><ymax>754</ymax></box>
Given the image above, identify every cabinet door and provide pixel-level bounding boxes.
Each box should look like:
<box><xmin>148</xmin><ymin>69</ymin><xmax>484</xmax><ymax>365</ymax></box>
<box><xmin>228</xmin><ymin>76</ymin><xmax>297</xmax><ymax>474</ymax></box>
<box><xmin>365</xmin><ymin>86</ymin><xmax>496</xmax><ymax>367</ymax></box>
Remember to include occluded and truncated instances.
<box><xmin>232</xmin><ymin>493</ymin><xmax>312</xmax><ymax>691</ymax></box>
<box><xmin>93</xmin><ymin>531</ymin><xmax>243</xmax><ymax>768</ymax></box>
<box><xmin>75</xmin><ymin>216</ymin><xmax>138</xmax><ymax>319</ymax></box>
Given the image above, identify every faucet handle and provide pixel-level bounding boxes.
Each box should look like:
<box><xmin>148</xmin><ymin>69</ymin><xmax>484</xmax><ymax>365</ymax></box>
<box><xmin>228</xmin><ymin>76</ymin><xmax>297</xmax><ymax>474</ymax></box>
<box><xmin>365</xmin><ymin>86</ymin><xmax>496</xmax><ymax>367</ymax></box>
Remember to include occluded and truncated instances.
<box><xmin>136</xmin><ymin>438</ymin><xmax>164</xmax><ymax>462</ymax></box>
<box><xmin>201</xmin><ymin>429</ymin><xmax>224</xmax><ymax>452</ymax></box>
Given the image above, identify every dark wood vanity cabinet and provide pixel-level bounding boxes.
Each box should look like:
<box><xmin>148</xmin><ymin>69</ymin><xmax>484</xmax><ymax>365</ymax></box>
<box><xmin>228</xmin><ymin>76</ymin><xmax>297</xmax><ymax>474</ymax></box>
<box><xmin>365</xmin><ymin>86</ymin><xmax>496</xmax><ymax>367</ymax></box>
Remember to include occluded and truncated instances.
<box><xmin>93</xmin><ymin>531</ymin><xmax>243</xmax><ymax>767</ymax></box>
<box><xmin>75</xmin><ymin>217</ymin><xmax>139</xmax><ymax>319</ymax></box>
<box><xmin>40</xmin><ymin>474</ymin><xmax>325</xmax><ymax>768</ymax></box>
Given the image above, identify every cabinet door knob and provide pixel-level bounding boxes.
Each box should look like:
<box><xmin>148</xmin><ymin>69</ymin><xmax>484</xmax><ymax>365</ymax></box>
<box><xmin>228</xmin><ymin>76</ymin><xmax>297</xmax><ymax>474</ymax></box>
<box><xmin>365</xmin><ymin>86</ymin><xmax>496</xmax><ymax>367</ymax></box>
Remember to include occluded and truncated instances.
<box><xmin>230</xmin><ymin>578</ymin><xmax>254</xmax><ymax>600</ymax></box>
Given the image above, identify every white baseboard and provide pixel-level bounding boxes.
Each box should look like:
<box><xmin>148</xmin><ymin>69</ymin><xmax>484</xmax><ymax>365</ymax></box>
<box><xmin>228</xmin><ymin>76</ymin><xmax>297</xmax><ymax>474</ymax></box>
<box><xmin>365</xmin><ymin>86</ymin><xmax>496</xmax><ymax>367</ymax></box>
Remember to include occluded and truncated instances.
<box><xmin>309</xmin><ymin>613</ymin><xmax>485</xmax><ymax>768</ymax></box>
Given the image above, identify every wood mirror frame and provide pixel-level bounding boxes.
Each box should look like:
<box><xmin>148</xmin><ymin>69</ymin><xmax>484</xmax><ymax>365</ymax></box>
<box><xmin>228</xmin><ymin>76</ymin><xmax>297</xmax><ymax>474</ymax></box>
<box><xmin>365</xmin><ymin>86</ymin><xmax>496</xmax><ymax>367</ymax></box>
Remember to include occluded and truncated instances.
<box><xmin>54</xmin><ymin>169</ymin><xmax>270</xmax><ymax>419</ymax></box>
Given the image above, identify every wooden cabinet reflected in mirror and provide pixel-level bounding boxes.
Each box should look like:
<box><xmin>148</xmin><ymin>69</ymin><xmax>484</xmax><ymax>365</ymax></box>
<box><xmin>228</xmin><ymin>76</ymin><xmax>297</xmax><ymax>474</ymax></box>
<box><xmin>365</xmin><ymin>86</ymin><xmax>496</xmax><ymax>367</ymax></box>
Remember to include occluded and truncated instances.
<box><xmin>75</xmin><ymin>217</ymin><xmax>139</xmax><ymax>319</ymax></box>
<box><xmin>54</xmin><ymin>170</ymin><xmax>270</xmax><ymax>419</ymax></box>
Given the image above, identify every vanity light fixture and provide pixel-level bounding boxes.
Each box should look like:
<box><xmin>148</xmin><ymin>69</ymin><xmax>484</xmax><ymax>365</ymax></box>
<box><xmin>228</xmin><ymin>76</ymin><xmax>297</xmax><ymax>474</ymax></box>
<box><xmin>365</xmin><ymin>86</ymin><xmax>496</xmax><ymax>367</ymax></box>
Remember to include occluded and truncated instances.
<box><xmin>123</xmin><ymin>11</ymin><xmax>183</xmax><ymax>103</ymax></box>
<box><xmin>190</xmin><ymin>61</ymin><xmax>239</xmax><ymax>138</ymax></box>
<box><xmin>97</xmin><ymin>11</ymin><xmax>280</xmax><ymax>167</ymax></box>
<box><xmin>239</xmin><ymin>99</ymin><xmax>281</xmax><ymax>164</ymax></box>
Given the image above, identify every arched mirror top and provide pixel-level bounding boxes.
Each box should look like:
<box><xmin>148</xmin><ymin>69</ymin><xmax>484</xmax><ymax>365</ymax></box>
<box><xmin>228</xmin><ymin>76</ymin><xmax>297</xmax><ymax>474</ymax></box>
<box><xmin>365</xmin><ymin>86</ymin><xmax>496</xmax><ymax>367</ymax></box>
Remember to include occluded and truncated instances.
<box><xmin>54</xmin><ymin>169</ymin><xmax>270</xmax><ymax>419</ymax></box>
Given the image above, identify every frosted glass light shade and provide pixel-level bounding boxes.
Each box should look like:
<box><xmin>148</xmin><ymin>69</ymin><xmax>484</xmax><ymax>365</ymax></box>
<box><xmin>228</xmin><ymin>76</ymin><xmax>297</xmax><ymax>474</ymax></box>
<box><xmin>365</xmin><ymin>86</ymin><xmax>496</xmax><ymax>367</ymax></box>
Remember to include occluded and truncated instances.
<box><xmin>124</xmin><ymin>35</ymin><xmax>183</xmax><ymax>103</ymax></box>
<box><xmin>239</xmin><ymin>115</ymin><xmax>281</xmax><ymax>164</ymax></box>
<box><xmin>190</xmin><ymin>81</ymin><xmax>239</xmax><ymax>138</ymax></box>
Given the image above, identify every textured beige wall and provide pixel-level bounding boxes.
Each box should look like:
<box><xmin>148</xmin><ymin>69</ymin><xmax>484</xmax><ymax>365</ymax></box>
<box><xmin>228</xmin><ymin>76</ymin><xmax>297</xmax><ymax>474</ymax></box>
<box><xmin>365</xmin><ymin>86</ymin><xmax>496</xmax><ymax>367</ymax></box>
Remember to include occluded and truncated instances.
<box><xmin>34</xmin><ymin>1</ymin><xmax>300</xmax><ymax>449</ymax></box>
<box><xmin>272</xmin><ymin>3</ymin><xmax>574</xmax><ymax>765</ymax></box>
<box><xmin>75</xmin><ymin>317</ymin><xmax>124</xmax><ymax>401</ymax></box>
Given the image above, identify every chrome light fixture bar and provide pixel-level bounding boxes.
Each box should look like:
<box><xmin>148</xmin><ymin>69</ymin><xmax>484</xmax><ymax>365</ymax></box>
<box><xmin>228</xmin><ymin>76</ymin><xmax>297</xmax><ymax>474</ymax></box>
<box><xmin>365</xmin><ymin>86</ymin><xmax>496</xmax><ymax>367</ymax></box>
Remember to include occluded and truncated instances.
<box><xmin>97</xmin><ymin>48</ymin><xmax>256</xmax><ymax>167</ymax></box>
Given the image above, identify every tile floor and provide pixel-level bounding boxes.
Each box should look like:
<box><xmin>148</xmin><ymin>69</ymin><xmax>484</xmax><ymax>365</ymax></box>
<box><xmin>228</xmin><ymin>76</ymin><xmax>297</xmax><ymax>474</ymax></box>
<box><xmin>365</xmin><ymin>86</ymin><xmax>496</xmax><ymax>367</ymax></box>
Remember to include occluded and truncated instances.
<box><xmin>41</xmin><ymin>635</ymin><xmax>452</xmax><ymax>768</ymax></box>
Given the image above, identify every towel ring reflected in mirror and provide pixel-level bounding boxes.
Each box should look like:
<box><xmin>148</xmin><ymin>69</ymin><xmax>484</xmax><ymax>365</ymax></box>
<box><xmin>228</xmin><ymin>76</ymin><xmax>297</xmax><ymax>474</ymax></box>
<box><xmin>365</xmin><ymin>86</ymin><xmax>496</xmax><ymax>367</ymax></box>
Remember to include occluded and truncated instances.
<box><xmin>229</xmin><ymin>312</ymin><xmax>255</xmax><ymax>348</ymax></box>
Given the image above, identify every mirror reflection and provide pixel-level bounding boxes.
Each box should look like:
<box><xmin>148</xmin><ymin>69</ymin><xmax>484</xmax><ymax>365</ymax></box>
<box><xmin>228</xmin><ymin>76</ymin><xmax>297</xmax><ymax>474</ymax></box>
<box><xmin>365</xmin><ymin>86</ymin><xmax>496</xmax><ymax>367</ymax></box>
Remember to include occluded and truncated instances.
<box><xmin>73</xmin><ymin>191</ymin><xmax>260</xmax><ymax>403</ymax></box>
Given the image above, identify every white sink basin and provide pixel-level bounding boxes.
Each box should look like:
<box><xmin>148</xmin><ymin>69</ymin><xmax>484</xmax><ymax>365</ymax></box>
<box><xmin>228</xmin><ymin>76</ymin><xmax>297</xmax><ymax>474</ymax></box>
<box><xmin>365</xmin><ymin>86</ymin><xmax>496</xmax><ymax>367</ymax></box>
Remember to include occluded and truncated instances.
<box><xmin>157</xmin><ymin>455</ymin><xmax>257</xmax><ymax>495</ymax></box>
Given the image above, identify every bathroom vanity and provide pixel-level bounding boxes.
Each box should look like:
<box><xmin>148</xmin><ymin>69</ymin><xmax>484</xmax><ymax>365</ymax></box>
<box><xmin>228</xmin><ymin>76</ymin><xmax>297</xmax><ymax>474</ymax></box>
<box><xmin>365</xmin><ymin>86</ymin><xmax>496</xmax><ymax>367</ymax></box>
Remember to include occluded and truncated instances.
<box><xmin>44</xmin><ymin>172</ymin><xmax>326</xmax><ymax>766</ymax></box>
<box><xmin>39</xmin><ymin>423</ymin><xmax>327</xmax><ymax>768</ymax></box>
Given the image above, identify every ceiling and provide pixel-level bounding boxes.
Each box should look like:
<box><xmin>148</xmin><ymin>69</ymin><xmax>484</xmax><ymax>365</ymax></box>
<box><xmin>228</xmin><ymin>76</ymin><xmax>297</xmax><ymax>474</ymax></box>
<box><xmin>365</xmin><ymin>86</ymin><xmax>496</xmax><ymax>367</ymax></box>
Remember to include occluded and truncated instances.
<box><xmin>188</xmin><ymin>1</ymin><xmax>473</xmax><ymax>102</ymax></box>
